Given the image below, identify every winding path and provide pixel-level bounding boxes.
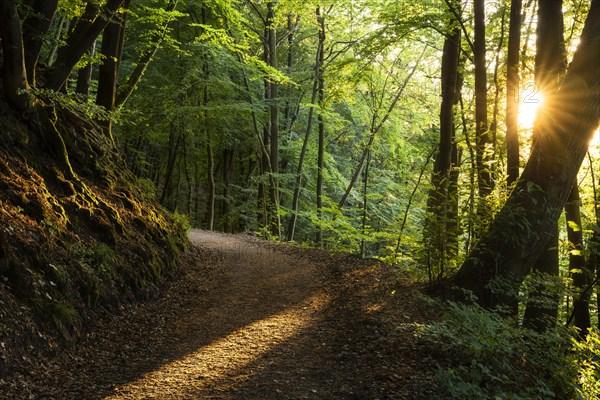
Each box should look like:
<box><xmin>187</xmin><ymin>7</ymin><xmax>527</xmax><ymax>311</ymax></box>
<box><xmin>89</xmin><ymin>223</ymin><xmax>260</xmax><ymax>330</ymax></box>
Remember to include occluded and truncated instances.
<box><xmin>11</xmin><ymin>230</ymin><xmax>433</xmax><ymax>399</ymax></box>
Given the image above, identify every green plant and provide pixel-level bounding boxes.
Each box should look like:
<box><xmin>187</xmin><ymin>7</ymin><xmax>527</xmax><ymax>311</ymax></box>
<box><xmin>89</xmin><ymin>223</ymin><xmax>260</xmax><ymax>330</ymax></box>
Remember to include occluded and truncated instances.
<box><xmin>422</xmin><ymin>302</ymin><xmax>584</xmax><ymax>399</ymax></box>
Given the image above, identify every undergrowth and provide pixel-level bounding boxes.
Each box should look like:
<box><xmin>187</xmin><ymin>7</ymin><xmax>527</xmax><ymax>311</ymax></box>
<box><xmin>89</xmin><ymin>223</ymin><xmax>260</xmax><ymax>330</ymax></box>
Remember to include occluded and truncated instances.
<box><xmin>421</xmin><ymin>302</ymin><xmax>600</xmax><ymax>399</ymax></box>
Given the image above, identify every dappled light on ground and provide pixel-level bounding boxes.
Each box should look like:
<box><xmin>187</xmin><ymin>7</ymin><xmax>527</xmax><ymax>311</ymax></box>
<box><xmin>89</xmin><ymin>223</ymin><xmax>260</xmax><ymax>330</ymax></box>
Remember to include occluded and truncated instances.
<box><xmin>1</xmin><ymin>230</ymin><xmax>434</xmax><ymax>399</ymax></box>
<box><xmin>105</xmin><ymin>294</ymin><xmax>329</xmax><ymax>399</ymax></box>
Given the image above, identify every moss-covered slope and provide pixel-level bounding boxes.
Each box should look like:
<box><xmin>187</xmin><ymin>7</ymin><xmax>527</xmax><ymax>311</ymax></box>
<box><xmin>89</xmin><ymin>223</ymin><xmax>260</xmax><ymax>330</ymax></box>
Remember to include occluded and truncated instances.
<box><xmin>0</xmin><ymin>108</ymin><xmax>188</xmax><ymax>378</ymax></box>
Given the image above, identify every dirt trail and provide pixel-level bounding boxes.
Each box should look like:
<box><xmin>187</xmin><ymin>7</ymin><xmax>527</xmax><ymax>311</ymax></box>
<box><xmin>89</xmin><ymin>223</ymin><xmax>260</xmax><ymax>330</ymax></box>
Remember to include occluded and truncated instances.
<box><xmin>4</xmin><ymin>230</ymin><xmax>434</xmax><ymax>399</ymax></box>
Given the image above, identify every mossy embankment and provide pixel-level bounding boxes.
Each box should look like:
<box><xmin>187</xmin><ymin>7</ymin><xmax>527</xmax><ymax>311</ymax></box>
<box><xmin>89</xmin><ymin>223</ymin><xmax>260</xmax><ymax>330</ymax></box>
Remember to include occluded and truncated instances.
<box><xmin>0</xmin><ymin>108</ymin><xmax>188</xmax><ymax>379</ymax></box>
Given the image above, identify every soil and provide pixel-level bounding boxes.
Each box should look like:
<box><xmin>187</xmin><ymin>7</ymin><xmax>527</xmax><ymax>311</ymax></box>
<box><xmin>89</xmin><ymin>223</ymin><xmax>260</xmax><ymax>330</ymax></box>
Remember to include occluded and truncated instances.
<box><xmin>1</xmin><ymin>230</ymin><xmax>437</xmax><ymax>399</ymax></box>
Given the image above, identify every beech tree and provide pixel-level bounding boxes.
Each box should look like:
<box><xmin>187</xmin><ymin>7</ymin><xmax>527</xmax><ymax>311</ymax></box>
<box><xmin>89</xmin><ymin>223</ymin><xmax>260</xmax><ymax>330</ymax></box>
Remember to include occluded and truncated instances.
<box><xmin>452</xmin><ymin>0</ymin><xmax>600</xmax><ymax>309</ymax></box>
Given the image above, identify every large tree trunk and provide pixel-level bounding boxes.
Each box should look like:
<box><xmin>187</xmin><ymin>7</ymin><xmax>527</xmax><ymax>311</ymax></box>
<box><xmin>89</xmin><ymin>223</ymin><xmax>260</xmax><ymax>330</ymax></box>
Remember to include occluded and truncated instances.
<box><xmin>452</xmin><ymin>0</ymin><xmax>600</xmax><ymax>309</ymax></box>
<box><xmin>522</xmin><ymin>226</ymin><xmax>559</xmax><ymax>330</ymax></box>
<box><xmin>522</xmin><ymin>0</ymin><xmax>568</xmax><ymax>326</ymax></box>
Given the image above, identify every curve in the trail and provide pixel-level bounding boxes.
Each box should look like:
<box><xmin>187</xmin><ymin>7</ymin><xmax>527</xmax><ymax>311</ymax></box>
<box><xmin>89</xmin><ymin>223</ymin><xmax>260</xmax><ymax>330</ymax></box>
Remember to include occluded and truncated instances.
<box><xmin>108</xmin><ymin>230</ymin><xmax>333</xmax><ymax>399</ymax></box>
<box><xmin>8</xmin><ymin>230</ymin><xmax>433</xmax><ymax>399</ymax></box>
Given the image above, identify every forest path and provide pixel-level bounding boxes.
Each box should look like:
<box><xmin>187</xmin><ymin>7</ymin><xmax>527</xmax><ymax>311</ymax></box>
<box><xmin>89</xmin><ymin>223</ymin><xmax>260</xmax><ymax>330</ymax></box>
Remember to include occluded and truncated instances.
<box><xmin>15</xmin><ymin>230</ymin><xmax>434</xmax><ymax>399</ymax></box>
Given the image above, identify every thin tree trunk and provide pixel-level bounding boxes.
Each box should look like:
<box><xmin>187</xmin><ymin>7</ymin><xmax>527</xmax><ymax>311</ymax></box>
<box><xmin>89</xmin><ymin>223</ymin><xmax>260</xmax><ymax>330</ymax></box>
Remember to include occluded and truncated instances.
<box><xmin>588</xmin><ymin>153</ymin><xmax>600</xmax><ymax>330</ymax></box>
<box><xmin>474</xmin><ymin>0</ymin><xmax>493</xmax><ymax>204</ymax></box>
<box><xmin>222</xmin><ymin>149</ymin><xmax>235</xmax><ymax>233</ymax></box>
<box><xmin>315</xmin><ymin>6</ymin><xmax>325</xmax><ymax>247</ymax></box>
<box><xmin>423</xmin><ymin>1</ymin><xmax>461</xmax><ymax>282</ymax></box>
<box><xmin>360</xmin><ymin>150</ymin><xmax>371</xmax><ymax>258</ymax></box>
<box><xmin>338</xmin><ymin>46</ymin><xmax>427</xmax><ymax>210</ymax></box>
<box><xmin>116</xmin><ymin>0</ymin><xmax>179</xmax><ymax>107</ymax></box>
<box><xmin>395</xmin><ymin>150</ymin><xmax>435</xmax><ymax>254</ymax></box>
<box><xmin>160</xmin><ymin>125</ymin><xmax>182</xmax><ymax>205</ymax></box>
<box><xmin>22</xmin><ymin>0</ymin><xmax>58</xmax><ymax>84</ymax></box>
<box><xmin>286</xmin><ymin>80</ymin><xmax>320</xmax><ymax>240</ymax></box>
<box><xmin>46</xmin><ymin>14</ymin><xmax>67</xmax><ymax>68</ymax></box>
<box><xmin>506</xmin><ymin>0</ymin><xmax>522</xmax><ymax>185</ymax></box>
<box><xmin>96</xmin><ymin>1</ymin><xmax>128</xmax><ymax>140</ymax></box>
<box><xmin>201</xmin><ymin>6</ymin><xmax>215</xmax><ymax>232</ymax></box>
<box><xmin>76</xmin><ymin>40</ymin><xmax>96</xmax><ymax>97</ymax></box>
<box><xmin>267</xmin><ymin>2</ymin><xmax>281</xmax><ymax>237</ymax></box>
<box><xmin>491</xmin><ymin>6</ymin><xmax>507</xmax><ymax>170</ymax></box>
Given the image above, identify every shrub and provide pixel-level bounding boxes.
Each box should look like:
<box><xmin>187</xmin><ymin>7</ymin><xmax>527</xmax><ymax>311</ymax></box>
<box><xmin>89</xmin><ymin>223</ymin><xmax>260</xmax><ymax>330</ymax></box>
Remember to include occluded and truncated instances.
<box><xmin>421</xmin><ymin>302</ymin><xmax>593</xmax><ymax>399</ymax></box>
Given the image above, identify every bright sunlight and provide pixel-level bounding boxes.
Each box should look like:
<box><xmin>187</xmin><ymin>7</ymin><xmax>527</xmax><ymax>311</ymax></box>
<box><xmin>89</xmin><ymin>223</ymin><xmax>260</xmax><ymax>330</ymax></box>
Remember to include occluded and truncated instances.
<box><xmin>518</xmin><ymin>88</ymin><xmax>544</xmax><ymax>129</ymax></box>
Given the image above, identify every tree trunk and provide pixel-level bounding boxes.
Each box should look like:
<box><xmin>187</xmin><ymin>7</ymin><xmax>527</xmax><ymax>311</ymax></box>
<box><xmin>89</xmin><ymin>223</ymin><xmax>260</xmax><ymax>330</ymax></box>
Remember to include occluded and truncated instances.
<box><xmin>474</xmin><ymin>0</ymin><xmax>493</xmax><ymax>204</ymax></box>
<box><xmin>0</xmin><ymin>0</ymin><xmax>32</xmax><ymax>110</ymax></box>
<box><xmin>360</xmin><ymin>150</ymin><xmax>371</xmax><ymax>258</ymax></box>
<box><xmin>22</xmin><ymin>0</ymin><xmax>58</xmax><ymax>85</ymax></box>
<box><xmin>45</xmin><ymin>0</ymin><xmax>125</xmax><ymax>91</ymax></box>
<box><xmin>116</xmin><ymin>0</ymin><xmax>179</xmax><ymax>107</ymax></box>
<box><xmin>315</xmin><ymin>6</ymin><xmax>325</xmax><ymax>247</ymax></box>
<box><xmin>337</xmin><ymin>46</ymin><xmax>427</xmax><ymax>211</ymax></box>
<box><xmin>522</xmin><ymin>0</ymin><xmax>568</xmax><ymax>325</ymax></box>
<box><xmin>160</xmin><ymin>124</ymin><xmax>182</xmax><ymax>205</ymax></box>
<box><xmin>76</xmin><ymin>40</ymin><xmax>97</xmax><ymax>98</ymax></box>
<box><xmin>452</xmin><ymin>0</ymin><xmax>600</xmax><ymax>309</ymax></box>
<box><xmin>286</xmin><ymin>78</ymin><xmax>320</xmax><ymax>240</ymax></box>
<box><xmin>566</xmin><ymin>185</ymin><xmax>591</xmax><ymax>336</ymax></box>
<box><xmin>96</xmin><ymin>2</ymin><xmax>128</xmax><ymax>140</ymax></box>
<box><xmin>490</xmin><ymin>5</ymin><xmax>507</xmax><ymax>170</ymax></box>
<box><xmin>222</xmin><ymin>149</ymin><xmax>235</xmax><ymax>233</ymax></box>
<box><xmin>423</xmin><ymin>2</ymin><xmax>461</xmax><ymax>283</ymax></box>
<box><xmin>522</xmin><ymin>226</ymin><xmax>559</xmax><ymax>331</ymax></box>
<box><xmin>506</xmin><ymin>0</ymin><xmax>522</xmax><ymax>185</ymax></box>
<box><xmin>267</xmin><ymin>1</ymin><xmax>281</xmax><ymax>237</ymax></box>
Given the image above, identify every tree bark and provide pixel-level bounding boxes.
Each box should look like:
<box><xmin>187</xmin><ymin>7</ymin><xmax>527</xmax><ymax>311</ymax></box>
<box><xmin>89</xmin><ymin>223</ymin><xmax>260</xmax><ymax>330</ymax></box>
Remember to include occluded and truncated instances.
<box><xmin>76</xmin><ymin>41</ymin><xmax>97</xmax><ymax>98</ymax></box>
<box><xmin>96</xmin><ymin>2</ymin><xmax>129</xmax><ymax>140</ymax></box>
<box><xmin>473</xmin><ymin>0</ymin><xmax>493</xmax><ymax>202</ymax></box>
<box><xmin>522</xmin><ymin>226</ymin><xmax>559</xmax><ymax>331</ymax></box>
<box><xmin>0</xmin><ymin>0</ymin><xmax>31</xmax><ymax>110</ymax></box>
<box><xmin>423</xmin><ymin>0</ymin><xmax>460</xmax><ymax>283</ymax></box>
<box><xmin>267</xmin><ymin>1</ymin><xmax>281</xmax><ymax>237</ymax></box>
<box><xmin>45</xmin><ymin>0</ymin><xmax>125</xmax><ymax>91</ymax></box>
<box><xmin>286</xmin><ymin>70</ymin><xmax>320</xmax><ymax>240</ymax></box>
<box><xmin>452</xmin><ymin>0</ymin><xmax>600</xmax><ymax>309</ymax></box>
<box><xmin>315</xmin><ymin>6</ymin><xmax>325</xmax><ymax>247</ymax></box>
<box><xmin>22</xmin><ymin>0</ymin><xmax>58</xmax><ymax>85</ymax></box>
<box><xmin>360</xmin><ymin>150</ymin><xmax>371</xmax><ymax>258</ymax></box>
<box><xmin>222</xmin><ymin>149</ymin><xmax>235</xmax><ymax>233</ymax></box>
<box><xmin>522</xmin><ymin>0</ymin><xmax>568</xmax><ymax>325</ymax></box>
<box><xmin>566</xmin><ymin>185</ymin><xmax>591</xmax><ymax>335</ymax></box>
<box><xmin>506</xmin><ymin>0</ymin><xmax>522</xmax><ymax>185</ymax></box>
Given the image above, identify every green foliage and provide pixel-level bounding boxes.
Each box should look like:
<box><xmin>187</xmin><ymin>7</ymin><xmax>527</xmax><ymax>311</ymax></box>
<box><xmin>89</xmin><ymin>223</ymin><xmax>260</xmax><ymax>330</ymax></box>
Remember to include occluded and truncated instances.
<box><xmin>422</xmin><ymin>302</ymin><xmax>600</xmax><ymax>400</ymax></box>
